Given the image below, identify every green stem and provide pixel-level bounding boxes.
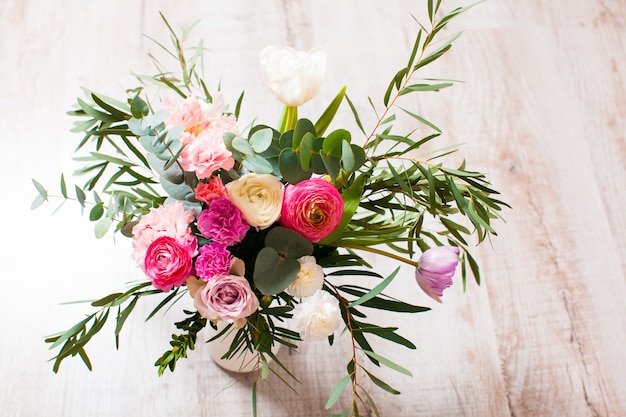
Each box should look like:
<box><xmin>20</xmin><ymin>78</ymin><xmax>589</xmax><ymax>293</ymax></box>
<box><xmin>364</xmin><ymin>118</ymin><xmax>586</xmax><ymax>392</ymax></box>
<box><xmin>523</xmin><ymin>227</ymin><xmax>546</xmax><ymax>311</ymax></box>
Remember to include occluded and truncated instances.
<box><xmin>278</xmin><ymin>105</ymin><xmax>298</xmax><ymax>133</ymax></box>
<box><xmin>332</xmin><ymin>242</ymin><xmax>419</xmax><ymax>268</ymax></box>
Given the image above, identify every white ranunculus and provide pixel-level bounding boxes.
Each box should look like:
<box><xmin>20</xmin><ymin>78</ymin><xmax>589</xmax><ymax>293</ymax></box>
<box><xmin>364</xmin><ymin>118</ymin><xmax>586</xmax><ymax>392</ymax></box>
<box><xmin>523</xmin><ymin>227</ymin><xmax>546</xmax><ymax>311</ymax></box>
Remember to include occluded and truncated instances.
<box><xmin>286</xmin><ymin>256</ymin><xmax>325</xmax><ymax>298</ymax></box>
<box><xmin>292</xmin><ymin>290</ymin><xmax>342</xmax><ymax>342</ymax></box>
<box><xmin>259</xmin><ymin>45</ymin><xmax>327</xmax><ymax>107</ymax></box>
<box><xmin>225</xmin><ymin>173</ymin><xmax>284</xmax><ymax>230</ymax></box>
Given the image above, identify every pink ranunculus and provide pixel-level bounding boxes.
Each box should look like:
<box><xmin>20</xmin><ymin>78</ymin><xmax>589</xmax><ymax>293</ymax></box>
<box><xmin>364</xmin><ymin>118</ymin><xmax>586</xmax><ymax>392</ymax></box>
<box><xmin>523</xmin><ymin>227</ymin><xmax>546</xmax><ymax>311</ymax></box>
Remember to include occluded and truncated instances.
<box><xmin>280</xmin><ymin>178</ymin><xmax>344</xmax><ymax>242</ymax></box>
<box><xmin>131</xmin><ymin>201</ymin><xmax>197</xmax><ymax>266</ymax></box>
<box><xmin>195</xmin><ymin>242</ymin><xmax>232</xmax><ymax>281</ymax></box>
<box><xmin>194</xmin><ymin>176</ymin><xmax>228</xmax><ymax>205</ymax></box>
<box><xmin>415</xmin><ymin>246</ymin><xmax>460</xmax><ymax>303</ymax></box>
<box><xmin>196</xmin><ymin>198</ymin><xmax>250</xmax><ymax>245</ymax></box>
<box><xmin>194</xmin><ymin>274</ymin><xmax>260</xmax><ymax>327</ymax></box>
<box><xmin>144</xmin><ymin>236</ymin><xmax>194</xmax><ymax>292</ymax></box>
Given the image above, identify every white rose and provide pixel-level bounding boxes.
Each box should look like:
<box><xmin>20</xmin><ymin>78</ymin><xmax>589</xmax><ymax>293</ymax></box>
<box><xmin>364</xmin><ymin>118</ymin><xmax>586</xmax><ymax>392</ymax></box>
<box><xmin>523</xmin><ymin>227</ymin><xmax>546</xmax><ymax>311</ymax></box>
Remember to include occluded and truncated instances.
<box><xmin>286</xmin><ymin>256</ymin><xmax>325</xmax><ymax>298</ymax></box>
<box><xmin>259</xmin><ymin>45</ymin><xmax>327</xmax><ymax>107</ymax></box>
<box><xmin>225</xmin><ymin>173</ymin><xmax>284</xmax><ymax>230</ymax></box>
<box><xmin>292</xmin><ymin>290</ymin><xmax>342</xmax><ymax>342</ymax></box>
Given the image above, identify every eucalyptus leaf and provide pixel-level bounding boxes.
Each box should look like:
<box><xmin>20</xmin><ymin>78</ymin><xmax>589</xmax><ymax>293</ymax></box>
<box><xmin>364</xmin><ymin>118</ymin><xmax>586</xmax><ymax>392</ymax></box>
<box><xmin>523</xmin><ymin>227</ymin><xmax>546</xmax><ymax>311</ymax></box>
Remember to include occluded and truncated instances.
<box><xmin>249</xmin><ymin>128</ymin><xmax>273</xmax><ymax>153</ymax></box>
<box><xmin>253</xmin><ymin>247</ymin><xmax>300</xmax><ymax>295</ymax></box>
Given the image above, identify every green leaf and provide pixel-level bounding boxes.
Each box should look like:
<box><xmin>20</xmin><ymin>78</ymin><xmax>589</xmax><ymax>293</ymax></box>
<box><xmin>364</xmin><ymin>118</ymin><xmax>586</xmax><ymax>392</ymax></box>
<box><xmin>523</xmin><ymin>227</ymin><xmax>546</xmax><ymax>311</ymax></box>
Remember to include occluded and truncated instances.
<box><xmin>292</xmin><ymin>118</ymin><xmax>316</xmax><ymax>150</ymax></box>
<box><xmin>242</xmin><ymin>154</ymin><xmax>274</xmax><ymax>174</ymax></box>
<box><xmin>89</xmin><ymin>202</ymin><xmax>105</xmax><ymax>221</ymax></box>
<box><xmin>325</xmin><ymin>374</ymin><xmax>351</xmax><ymax>409</ymax></box>
<box><xmin>364</xmin><ymin>369</ymin><xmax>401</xmax><ymax>395</ymax></box>
<box><xmin>298</xmin><ymin>132</ymin><xmax>316</xmax><ymax>171</ymax></box>
<box><xmin>249</xmin><ymin>128</ymin><xmax>273</xmax><ymax>153</ymax></box>
<box><xmin>265</xmin><ymin>226</ymin><xmax>313</xmax><ymax>259</ymax></box>
<box><xmin>341</xmin><ymin>139</ymin><xmax>355</xmax><ymax>171</ymax></box>
<box><xmin>362</xmin><ymin>350</ymin><xmax>412</xmax><ymax>376</ymax></box>
<box><xmin>318</xmin><ymin>174</ymin><xmax>366</xmax><ymax>245</ymax></box>
<box><xmin>315</xmin><ymin>86</ymin><xmax>346</xmax><ymax>136</ymax></box>
<box><xmin>279</xmin><ymin>148</ymin><xmax>310</xmax><ymax>184</ymax></box>
<box><xmin>130</xmin><ymin>95</ymin><xmax>150</xmax><ymax>119</ymax></box>
<box><xmin>399</xmin><ymin>82</ymin><xmax>453</xmax><ymax>95</ymax></box>
<box><xmin>32</xmin><ymin>178</ymin><xmax>48</xmax><ymax>199</ymax></box>
<box><xmin>348</xmin><ymin>267</ymin><xmax>400</xmax><ymax>308</ymax></box>
<box><xmin>253</xmin><ymin>247</ymin><xmax>300</xmax><ymax>295</ymax></box>
<box><xmin>94</xmin><ymin>217</ymin><xmax>113</xmax><ymax>239</ymax></box>
<box><xmin>232</xmin><ymin>136</ymin><xmax>255</xmax><ymax>155</ymax></box>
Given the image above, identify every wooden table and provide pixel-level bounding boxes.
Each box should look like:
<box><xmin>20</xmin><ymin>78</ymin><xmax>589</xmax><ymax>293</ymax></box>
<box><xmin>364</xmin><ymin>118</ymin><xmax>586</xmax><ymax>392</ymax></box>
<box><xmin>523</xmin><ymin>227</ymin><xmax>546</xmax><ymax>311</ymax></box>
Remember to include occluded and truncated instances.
<box><xmin>1</xmin><ymin>1</ymin><xmax>624</xmax><ymax>416</ymax></box>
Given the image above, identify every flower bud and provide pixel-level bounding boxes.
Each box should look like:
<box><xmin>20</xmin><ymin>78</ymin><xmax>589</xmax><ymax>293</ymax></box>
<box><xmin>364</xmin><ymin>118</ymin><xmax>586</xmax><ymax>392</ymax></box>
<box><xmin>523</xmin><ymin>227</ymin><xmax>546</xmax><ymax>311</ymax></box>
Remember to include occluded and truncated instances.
<box><xmin>415</xmin><ymin>246</ymin><xmax>459</xmax><ymax>302</ymax></box>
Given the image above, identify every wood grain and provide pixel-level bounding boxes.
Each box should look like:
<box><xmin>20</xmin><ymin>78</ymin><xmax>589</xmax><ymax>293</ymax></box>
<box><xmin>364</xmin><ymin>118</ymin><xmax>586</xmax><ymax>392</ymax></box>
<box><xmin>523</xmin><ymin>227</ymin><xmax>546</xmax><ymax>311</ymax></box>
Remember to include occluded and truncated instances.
<box><xmin>1</xmin><ymin>0</ymin><xmax>624</xmax><ymax>416</ymax></box>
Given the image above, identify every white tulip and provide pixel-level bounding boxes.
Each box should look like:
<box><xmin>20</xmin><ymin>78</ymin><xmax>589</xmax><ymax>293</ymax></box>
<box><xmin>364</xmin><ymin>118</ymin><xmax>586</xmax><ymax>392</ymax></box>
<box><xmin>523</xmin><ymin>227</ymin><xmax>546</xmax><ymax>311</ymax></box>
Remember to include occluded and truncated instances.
<box><xmin>259</xmin><ymin>45</ymin><xmax>327</xmax><ymax>107</ymax></box>
<box><xmin>292</xmin><ymin>290</ymin><xmax>342</xmax><ymax>342</ymax></box>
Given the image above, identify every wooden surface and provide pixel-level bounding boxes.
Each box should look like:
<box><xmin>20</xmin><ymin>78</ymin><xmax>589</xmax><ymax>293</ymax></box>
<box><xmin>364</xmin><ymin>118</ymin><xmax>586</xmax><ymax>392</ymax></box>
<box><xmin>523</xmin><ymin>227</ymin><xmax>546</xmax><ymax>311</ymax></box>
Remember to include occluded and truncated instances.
<box><xmin>1</xmin><ymin>0</ymin><xmax>625</xmax><ymax>416</ymax></box>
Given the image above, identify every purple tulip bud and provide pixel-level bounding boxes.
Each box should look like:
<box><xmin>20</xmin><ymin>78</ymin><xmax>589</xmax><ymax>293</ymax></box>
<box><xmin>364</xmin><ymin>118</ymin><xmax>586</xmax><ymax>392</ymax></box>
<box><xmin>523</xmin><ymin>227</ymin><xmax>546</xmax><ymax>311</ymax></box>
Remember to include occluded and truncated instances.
<box><xmin>415</xmin><ymin>246</ymin><xmax>460</xmax><ymax>303</ymax></box>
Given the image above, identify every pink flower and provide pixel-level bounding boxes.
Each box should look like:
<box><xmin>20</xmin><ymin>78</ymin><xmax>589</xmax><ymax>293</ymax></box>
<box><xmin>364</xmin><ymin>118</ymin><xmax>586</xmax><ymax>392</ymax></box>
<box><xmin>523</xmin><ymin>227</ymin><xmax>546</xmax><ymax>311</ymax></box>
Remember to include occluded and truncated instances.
<box><xmin>144</xmin><ymin>236</ymin><xmax>194</xmax><ymax>292</ymax></box>
<box><xmin>180</xmin><ymin>122</ymin><xmax>236</xmax><ymax>179</ymax></box>
<box><xmin>280</xmin><ymin>178</ymin><xmax>344</xmax><ymax>242</ymax></box>
<box><xmin>194</xmin><ymin>274</ymin><xmax>260</xmax><ymax>327</ymax></box>
<box><xmin>195</xmin><ymin>176</ymin><xmax>228</xmax><ymax>205</ymax></box>
<box><xmin>131</xmin><ymin>201</ymin><xmax>197</xmax><ymax>266</ymax></box>
<box><xmin>164</xmin><ymin>96</ymin><xmax>211</xmax><ymax>136</ymax></box>
<box><xmin>415</xmin><ymin>246</ymin><xmax>459</xmax><ymax>303</ymax></box>
<box><xmin>195</xmin><ymin>242</ymin><xmax>232</xmax><ymax>281</ymax></box>
<box><xmin>196</xmin><ymin>198</ymin><xmax>250</xmax><ymax>245</ymax></box>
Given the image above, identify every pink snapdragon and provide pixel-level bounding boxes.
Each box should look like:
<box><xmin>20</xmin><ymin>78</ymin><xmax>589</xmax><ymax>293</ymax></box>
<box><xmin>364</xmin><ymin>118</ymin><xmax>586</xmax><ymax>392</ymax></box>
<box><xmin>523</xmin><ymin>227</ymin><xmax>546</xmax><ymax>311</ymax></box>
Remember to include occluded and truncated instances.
<box><xmin>194</xmin><ymin>274</ymin><xmax>260</xmax><ymax>328</ymax></box>
<box><xmin>280</xmin><ymin>178</ymin><xmax>343</xmax><ymax>242</ymax></box>
<box><xmin>195</xmin><ymin>242</ymin><xmax>232</xmax><ymax>281</ymax></box>
<box><xmin>415</xmin><ymin>246</ymin><xmax>459</xmax><ymax>303</ymax></box>
<box><xmin>144</xmin><ymin>236</ymin><xmax>194</xmax><ymax>292</ymax></box>
<box><xmin>196</xmin><ymin>198</ymin><xmax>250</xmax><ymax>246</ymax></box>
<box><xmin>131</xmin><ymin>201</ymin><xmax>197</xmax><ymax>266</ymax></box>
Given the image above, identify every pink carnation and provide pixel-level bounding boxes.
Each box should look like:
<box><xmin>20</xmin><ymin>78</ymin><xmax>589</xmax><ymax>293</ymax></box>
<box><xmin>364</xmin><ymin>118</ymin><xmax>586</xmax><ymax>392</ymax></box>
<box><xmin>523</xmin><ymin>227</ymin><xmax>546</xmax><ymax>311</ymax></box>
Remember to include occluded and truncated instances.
<box><xmin>144</xmin><ymin>236</ymin><xmax>193</xmax><ymax>292</ymax></box>
<box><xmin>280</xmin><ymin>178</ymin><xmax>344</xmax><ymax>242</ymax></box>
<box><xmin>131</xmin><ymin>201</ymin><xmax>197</xmax><ymax>266</ymax></box>
<box><xmin>196</xmin><ymin>198</ymin><xmax>250</xmax><ymax>245</ymax></box>
<box><xmin>195</xmin><ymin>176</ymin><xmax>228</xmax><ymax>205</ymax></box>
<box><xmin>195</xmin><ymin>242</ymin><xmax>232</xmax><ymax>281</ymax></box>
<box><xmin>180</xmin><ymin>121</ymin><xmax>236</xmax><ymax>179</ymax></box>
<box><xmin>163</xmin><ymin>96</ymin><xmax>211</xmax><ymax>136</ymax></box>
<box><xmin>194</xmin><ymin>274</ymin><xmax>260</xmax><ymax>327</ymax></box>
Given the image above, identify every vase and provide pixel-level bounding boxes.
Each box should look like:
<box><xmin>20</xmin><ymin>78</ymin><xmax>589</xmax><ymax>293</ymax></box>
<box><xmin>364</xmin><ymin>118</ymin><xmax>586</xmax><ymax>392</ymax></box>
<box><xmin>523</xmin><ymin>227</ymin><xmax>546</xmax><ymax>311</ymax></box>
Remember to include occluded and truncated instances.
<box><xmin>206</xmin><ymin>321</ymin><xmax>281</xmax><ymax>373</ymax></box>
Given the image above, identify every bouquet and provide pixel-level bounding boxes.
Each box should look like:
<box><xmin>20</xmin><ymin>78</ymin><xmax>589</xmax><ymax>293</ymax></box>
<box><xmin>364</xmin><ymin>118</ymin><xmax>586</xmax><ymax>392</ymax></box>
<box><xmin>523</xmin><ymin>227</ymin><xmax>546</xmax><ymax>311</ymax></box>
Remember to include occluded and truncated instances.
<box><xmin>33</xmin><ymin>1</ymin><xmax>507</xmax><ymax>415</ymax></box>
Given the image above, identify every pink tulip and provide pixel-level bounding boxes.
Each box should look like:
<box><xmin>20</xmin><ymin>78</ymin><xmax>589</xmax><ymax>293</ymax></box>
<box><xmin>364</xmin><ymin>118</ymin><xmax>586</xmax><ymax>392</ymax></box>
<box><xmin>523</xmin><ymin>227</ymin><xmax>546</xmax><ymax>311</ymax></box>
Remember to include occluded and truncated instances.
<box><xmin>415</xmin><ymin>246</ymin><xmax>459</xmax><ymax>303</ymax></box>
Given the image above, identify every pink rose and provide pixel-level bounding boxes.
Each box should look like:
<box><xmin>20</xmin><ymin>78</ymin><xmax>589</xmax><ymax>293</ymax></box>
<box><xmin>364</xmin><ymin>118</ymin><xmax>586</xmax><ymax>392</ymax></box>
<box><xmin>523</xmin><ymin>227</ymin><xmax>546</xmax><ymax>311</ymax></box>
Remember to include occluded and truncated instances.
<box><xmin>194</xmin><ymin>274</ymin><xmax>260</xmax><ymax>327</ymax></box>
<box><xmin>144</xmin><ymin>236</ymin><xmax>194</xmax><ymax>292</ymax></box>
<box><xmin>196</xmin><ymin>198</ymin><xmax>250</xmax><ymax>245</ymax></box>
<box><xmin>195</xmin><ymin>242</ymin><xmax>232</xmax><ymax>281</ymax></box>
<box><xmin>415</xmin><ymin>246</ymin><xmax>459</xmax><ymax>303</ymax></box>
<box><xmin>131</xmin><ymin>201</ymin><xmax>197</xmax><ymax>266</ymax></box>
<box><xmin>195</xmin><ymin>176</ymin><xmax>228</xmax><ymax>205</ymax></box>
<box><xmin>280</xmin><ymin>178</ymin><xmax>344</xmax><ymax>242</ymax></box>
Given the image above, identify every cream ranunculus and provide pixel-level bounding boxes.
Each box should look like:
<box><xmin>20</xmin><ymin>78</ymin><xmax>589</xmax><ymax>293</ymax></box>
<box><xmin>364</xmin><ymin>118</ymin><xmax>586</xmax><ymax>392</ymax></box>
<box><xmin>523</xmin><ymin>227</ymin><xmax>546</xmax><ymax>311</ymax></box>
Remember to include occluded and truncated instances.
<box><xmin>225</xmin><ymin>173</ymin><xmax>284</xmax><ymax>230</ymax></box>
<box><xmin>259</xmin><ymin>46</ymin><xmax>327</xmax><ymax>107</ymax></box>
<box><xmin>286</xmin><ymin>256</ymin><xmax>325</xmax><ymax>298</ymax></box>
<box><xmin>292</xmin><ymin>290</ymin><xmax>342</xmax><ymax>342</ymax></box>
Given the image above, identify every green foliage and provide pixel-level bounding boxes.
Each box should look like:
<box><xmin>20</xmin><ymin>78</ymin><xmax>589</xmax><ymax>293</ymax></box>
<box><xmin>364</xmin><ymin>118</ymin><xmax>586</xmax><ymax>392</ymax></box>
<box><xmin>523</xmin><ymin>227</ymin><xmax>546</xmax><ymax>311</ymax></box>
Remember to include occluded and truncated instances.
<box><xmin>155</xmin><ymin>310</ymin><xmax>207</xmax><ymax>375</ymax></box>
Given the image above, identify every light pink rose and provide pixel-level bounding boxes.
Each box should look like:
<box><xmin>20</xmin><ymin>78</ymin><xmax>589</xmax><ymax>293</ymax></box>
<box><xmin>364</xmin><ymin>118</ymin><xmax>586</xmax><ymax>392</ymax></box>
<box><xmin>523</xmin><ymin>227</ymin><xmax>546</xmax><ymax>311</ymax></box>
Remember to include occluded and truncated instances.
<box><xmin>280</xmin><ymin>178</ymin><xmax>344</xmax><ymax>242</ymax></box>
<box><xmin>195</xmin><ymin>176</ymin><xmax>228</xmax><ymax>205</ymax></box>
<box><xmin>144</xmin><ymin>236</ymin><xmax>193</xmax><ymax>292</ymax></box>
<box><xmin>131</xmin><ymin>201</ymin><xmax>197</xmax><ymax>266</ymax></box>
<box><xmin>415</xmin><ymin>246</ymin><xmax>459</xmax><ymax>303</ymax></box>
<box><xmin>194</xmin><ymin>275</ymin><xmax>260</xmax><ymax>327</ymax></box>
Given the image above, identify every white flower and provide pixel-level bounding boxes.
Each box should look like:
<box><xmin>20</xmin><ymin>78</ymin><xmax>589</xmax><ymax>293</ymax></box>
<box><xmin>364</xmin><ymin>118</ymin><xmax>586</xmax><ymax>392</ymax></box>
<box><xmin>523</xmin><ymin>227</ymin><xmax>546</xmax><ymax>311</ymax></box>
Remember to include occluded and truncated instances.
<box><xmin>259</xmin><ymin>45</ymin><xmax>327</xmax><ymax>107</ymax></box>
<box><xmin>286</xmin><ymin>256</ymin><xmax>325</xmax><ymax>298</ymax></box>
<box><xmin>225</xmin><ymin>173</ymin><xmax>284</xmax><ymax>230</ymax></box>
<box><xmin>292</xmin><ymin>290</ymin><xmax>342</xmax><ymax>342</ymax></box>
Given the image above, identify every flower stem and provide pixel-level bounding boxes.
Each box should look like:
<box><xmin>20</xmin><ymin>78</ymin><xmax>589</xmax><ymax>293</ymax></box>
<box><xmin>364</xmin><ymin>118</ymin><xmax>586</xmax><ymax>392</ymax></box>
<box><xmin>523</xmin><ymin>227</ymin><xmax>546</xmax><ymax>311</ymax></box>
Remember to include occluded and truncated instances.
<box><xmin>331</xmin><ymin>242</ymin><xmax>419</xmax><ymax>268</ymax></box>
<box><xmin>278</xmin><ymin>105</ymin><xmax>298</xmax><ymax>133</ymax></box>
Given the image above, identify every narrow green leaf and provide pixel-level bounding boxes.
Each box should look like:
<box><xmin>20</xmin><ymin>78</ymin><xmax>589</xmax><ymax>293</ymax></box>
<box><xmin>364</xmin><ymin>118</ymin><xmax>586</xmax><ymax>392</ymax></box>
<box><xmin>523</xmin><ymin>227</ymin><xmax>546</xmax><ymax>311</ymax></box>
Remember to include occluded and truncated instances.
<box><xmin>362</xmin><ymin>350</ymin><xmax>412</xmax><ymax>376</ymax></box>
<box><xmin>348</xmin><ymin>267</ymin><xmax>400</xmax><ymax>308</ymax></box>
<box><xmin>325</xmin><ymin>374</ymin><xmax>351</xmax><ymax>409</ymax></box>
<box><xmin>315</xmin><ymin>85</ymin><xmax>346</xmax><ymax>136</ymax></box>
<box><xmin>32</xmin><ymin>178</ymin><xmax>48</xmax><ymax>199</ymax></box>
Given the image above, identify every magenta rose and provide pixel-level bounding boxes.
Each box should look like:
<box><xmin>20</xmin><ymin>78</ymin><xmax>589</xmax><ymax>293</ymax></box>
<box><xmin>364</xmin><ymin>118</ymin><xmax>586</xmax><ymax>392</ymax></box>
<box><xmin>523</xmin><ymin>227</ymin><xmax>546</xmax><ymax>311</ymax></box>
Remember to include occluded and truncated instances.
<box><xmin>195</xmin><ymin>242</ymin><xmax>232</xmax><ymax>281</ymax></box>
<box><xmin>415</xmin><ymin>246</ymin><xmax>459</xmax><ymax>303</ymax></box>
<box><xmin>194</xmin><ymin>274</ymin><xmax>260</xmax><ymax>327</ymax></box>
<box><xmin>196</xmin><ymin>198</ymin><xmax>250</xmax><ymax>245</ymax></box>
<box><xmin>280</xmin><ymin>178</ymin><xmax>344</xmax><ymax>242</ymax></box>
<box><xmin>144</xmin><ymin>236</ymin><xmax>194</xmax><ymax>292</ymax></box>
